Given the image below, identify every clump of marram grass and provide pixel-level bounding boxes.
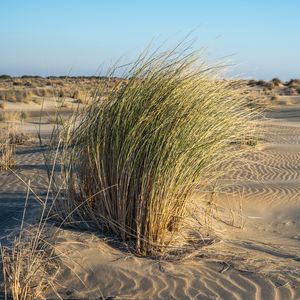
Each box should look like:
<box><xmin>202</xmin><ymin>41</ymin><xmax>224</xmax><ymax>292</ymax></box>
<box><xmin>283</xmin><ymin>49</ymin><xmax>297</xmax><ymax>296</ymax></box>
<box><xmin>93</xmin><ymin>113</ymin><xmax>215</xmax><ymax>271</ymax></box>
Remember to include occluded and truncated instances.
<box><xmin>50</xmin><ymin>48</ymin><xmax>258</xmax><ymax>256</ymax></box>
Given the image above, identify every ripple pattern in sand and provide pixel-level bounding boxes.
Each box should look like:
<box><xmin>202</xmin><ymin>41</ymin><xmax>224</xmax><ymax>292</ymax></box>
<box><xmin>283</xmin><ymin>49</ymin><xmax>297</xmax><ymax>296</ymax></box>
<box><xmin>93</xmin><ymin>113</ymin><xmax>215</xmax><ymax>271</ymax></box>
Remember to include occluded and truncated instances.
<box><xmin>51</xmin><ymin>232</ymin><xmax>300</xmax><ymax>300</ymax></box>
<box><xmin>0</xmin><ymin>146</ymin><xmax>49</xmax><ymax>237</ymax></box>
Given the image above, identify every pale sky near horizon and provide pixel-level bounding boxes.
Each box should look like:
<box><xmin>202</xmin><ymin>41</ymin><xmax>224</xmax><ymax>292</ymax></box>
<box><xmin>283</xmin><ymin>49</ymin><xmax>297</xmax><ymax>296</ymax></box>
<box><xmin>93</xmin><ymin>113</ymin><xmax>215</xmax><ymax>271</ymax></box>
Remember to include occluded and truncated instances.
<box><xmin>0</xmin><ymin>0</ymin><xmax>299</xmax><ymax>80</ymax></box>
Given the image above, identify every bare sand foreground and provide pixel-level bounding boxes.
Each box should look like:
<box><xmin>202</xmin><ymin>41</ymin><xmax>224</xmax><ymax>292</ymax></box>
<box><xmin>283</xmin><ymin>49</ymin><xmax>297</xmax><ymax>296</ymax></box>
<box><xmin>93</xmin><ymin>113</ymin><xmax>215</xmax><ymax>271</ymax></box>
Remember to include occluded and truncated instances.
<box><xmin>1</xmin><ymin>98</ymin><xmax>300</xmax><ymax>299</ymax></box>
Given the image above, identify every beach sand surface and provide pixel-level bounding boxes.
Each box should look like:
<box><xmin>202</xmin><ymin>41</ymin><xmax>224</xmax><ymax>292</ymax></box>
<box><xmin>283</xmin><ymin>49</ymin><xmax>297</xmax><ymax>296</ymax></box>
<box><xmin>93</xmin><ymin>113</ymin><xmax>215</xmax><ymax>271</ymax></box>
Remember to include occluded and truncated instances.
<box><xmin>1</xmin><ymin>99</ymin><xmax>300</xmax><ymax>299</ymax></box>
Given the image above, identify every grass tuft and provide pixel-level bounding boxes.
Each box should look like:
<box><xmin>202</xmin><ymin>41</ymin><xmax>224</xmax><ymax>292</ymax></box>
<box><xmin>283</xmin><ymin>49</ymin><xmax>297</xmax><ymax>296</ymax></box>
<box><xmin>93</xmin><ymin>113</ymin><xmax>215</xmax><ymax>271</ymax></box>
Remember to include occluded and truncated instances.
<box><xmin>50</xmin><ymin>47</ymin><xmax>258</xmax><ymax>256</ymax></box>
<box><xmin>0</xmin><ymin>142</ymin><xmax>14</xmax><ymax>170</ymax></box>
<box><xmin>1</xmin><ymin>226</ymin><xmax>60</xmax><ymax>300</ymax></box>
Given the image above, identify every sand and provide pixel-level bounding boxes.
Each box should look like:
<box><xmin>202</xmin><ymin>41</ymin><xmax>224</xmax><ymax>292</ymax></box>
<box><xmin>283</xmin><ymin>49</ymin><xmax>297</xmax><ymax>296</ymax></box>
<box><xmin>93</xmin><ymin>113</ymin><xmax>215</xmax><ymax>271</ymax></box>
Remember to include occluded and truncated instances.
<box><xmin>0</xmin><ymin>146</ymin><xmax>47</xmax><ymax>239</ymax></box>
<box><xmin>0</xmin><ymin>96</ymin><xmax>82</xmax><ymax>138</ymax></box>
<box><xmin>1</xmin><ymin>98</ymin><xmax>300</xmax><ymax>299</ymax></box>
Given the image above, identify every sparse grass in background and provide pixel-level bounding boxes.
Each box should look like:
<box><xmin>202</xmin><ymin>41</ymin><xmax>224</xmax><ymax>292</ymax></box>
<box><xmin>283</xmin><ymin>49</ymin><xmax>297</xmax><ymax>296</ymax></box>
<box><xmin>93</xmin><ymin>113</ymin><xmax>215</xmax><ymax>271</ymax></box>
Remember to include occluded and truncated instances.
<box><xmin>0</xmin><ymin>75</ymin><xmax>11</xmax><ymax>79</ymax></box>
<box><xmin>288</xmin><ymin>87</ymin><xmax>298</xmax><ymax>96</ymax></box>
<box><xmin>0</xmin><ymin>125</ymin><xmax>30</xmax><ymax>170</ymax></box>
<box><xmin>0</xmin><ymin>111</ymin><xmax>21</xmax><ymax>123</ymax></box>
<box><xmin>0</xmin><ymin>142</ymin><xmax>14</xmax><ymax>170</ymax></box>
<box><xmin>264</xmin><ymin>82</ymin><xmax>274</xmax><ymax>90</ymax></box>
<box><xmin>7</xmin><ymin>131</ymin><xmax>29</xmax><ymax>145</ymax></box>
<box><xmin>0</xmin><ymin>111</ymin><xmax>30</xmax><ymax>123</ymax></box>
<box><xmin>271</xmin><ymin>78</ymin><xmax>282</xmax><ymax>86</ymax></box>
<box><xmin>271</xmin><ymin>95</ymin><xmax>280</xmax><ymax>101</ymax></box>
<box><xmin>19</xmin><ymin>111</ymin><xmax>30</xmax><ymax>122</ymax></box>
<box><xmin>72</xmin><ymin>89</ymin><xmax>88</xmax><ymax>104</ymax></box>
<box><xmin>49</xmin><ymin>46</ymin><xmax>258</xmax><ymax>256</ymax></box>
<box><xmin>32</xmin><ymin>98</ymin><xmax>42</xmax><ymax>105</ymax></box>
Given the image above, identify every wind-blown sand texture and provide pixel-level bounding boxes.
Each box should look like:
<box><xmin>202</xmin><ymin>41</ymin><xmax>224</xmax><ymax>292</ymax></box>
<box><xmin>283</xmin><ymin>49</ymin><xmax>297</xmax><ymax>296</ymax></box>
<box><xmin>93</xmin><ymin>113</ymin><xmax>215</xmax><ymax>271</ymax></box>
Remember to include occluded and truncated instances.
<box><xmin>0</xmin><ymin>146</ymin><xmax>48</xmax><ymax>237</ymax></box>
<box><xmin>1</xmin><ymin>99</ymin><xmax>300</xmax><ymax>299</ymax></box>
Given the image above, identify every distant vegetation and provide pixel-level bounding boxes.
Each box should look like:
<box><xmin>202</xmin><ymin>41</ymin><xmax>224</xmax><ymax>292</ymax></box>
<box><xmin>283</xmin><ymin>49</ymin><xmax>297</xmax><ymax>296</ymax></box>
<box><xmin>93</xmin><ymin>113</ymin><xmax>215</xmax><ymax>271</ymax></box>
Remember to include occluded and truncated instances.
<box><xmin>0</xmin><ymin>74</ymin><xmax>12</xmax><ymax>79</ymax></box>
<box><xmin>0</xmin><ymin>75</ymin><xmax>299</xmax><ymax>106</ymax></box>
<box><xmin>0</xmin><ymin>75</ymin><xmax>122</xmax><ymax>103</ymax></box>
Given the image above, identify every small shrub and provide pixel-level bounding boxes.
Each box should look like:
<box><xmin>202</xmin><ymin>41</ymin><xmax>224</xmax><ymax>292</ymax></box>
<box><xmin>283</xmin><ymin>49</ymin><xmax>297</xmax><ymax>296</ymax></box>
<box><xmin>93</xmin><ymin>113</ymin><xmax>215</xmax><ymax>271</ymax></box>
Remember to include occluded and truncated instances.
<box><xmin>271</xmin><ymin>95</ymin><xmax>279</xmax><ymax>101</ymax></box>
<box><xmin>24</xmin><ymin>81</ymin><xmax>34</xmax><ymax>87</ymax></box>
<box><xmin>2</xmin><ymin>91</ymin><xmax>16</xmax><ymax>102</ymax></box>
<box><xmin>72</xmin><ymin>90</ymin><xmax>80</xmax><ymax>99</ymax></box>
<box><xmin>57</xmin><ymin>89</ymin><xmax>65</xmax><ymax>98</ymax></box>
<box><xmin>35</xmin><ymin>88</ymin><xmax>46</xmax><ymax>97</ymax></box>
<box><xmin>0</xmin><ymin>91</ymin><xmax>6</xmax><ymax>100</ymax></box>
<box><xmin>286</xmin><ymin>79</ymin><xmax>297</xmax><ymax>87</ymax></box>
<box><xmin>15</xmin><ymin>90</ymin><xmax>28</xmax><ymax>102</ymax></box>
<box><xmin>0</xmin><ymin>112</ymin><xmax>20</xmax><ymax>122</ymax></box>
<box><xmin>257</xmin><ymin>80</ymin><xmax>266</xmax><ymax>86</ymax></box>
<box><xmin>264</xmin><ymin>82</ymin><xmax>274</xmax><ymax>90</ymax></box>
<box><xmin>247</xmin><ymin>79</ymin><xmax>257</xmax><ymax>87</ymax></box>
<box><xmin>271</xmin><ymin>78</ymin><xmax>281</xmax><ymax>86</ymax></box>
<box><xmin>32</xmin><ymin>98</ymin><xmax>42</xmax><ymax>105</ymax></box>
<box><xmin>32</xmin><ymin>88</ymin><xmax>52</xmax><ymax>97</ymax></box>
<box><xmin>7</xmin><ymin>98</ymin><xmax>17</xmax><ymax>103</ymax></box>
<box><xmin>288</xmin><ymin>88</ymin><xmax>298</xmax><ymax>96</ymax></box>
<box><xmin>72</xmin><ymin>90</ymin><xmax>87</xmax><ymax>103</ymax></box>
<box><xmin>0</xmin><ymin>75</ymin><xmax>11</xmax><ymax>79</ymax></box>
<box><xmin>44</xmin><ymin>88</ymin><xmax>54</xmax><ymax>97</ymax></box>
<box><xmin>0</xmin><ymin>142</ymin><xmax>14</xmax><ymax>170</ymax></box>
<box><xmin>8</xmin><ymin>131</ymin><xmax>29</xmax><ymax>145</ymax></box>
<box><xmin>19</xmin><ymin>111</ymin><xmax>30</xmax><ymax>121</ymax></box>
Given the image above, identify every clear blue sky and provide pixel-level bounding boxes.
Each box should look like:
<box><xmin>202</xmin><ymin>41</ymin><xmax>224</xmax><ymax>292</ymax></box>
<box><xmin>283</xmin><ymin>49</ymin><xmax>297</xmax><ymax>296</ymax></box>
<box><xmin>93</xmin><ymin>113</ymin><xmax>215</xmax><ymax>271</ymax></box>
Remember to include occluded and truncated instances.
<box><xmin>0</xmin><ymin>0</ymin><xmax>299</xmax><ymax>79</ymax></box>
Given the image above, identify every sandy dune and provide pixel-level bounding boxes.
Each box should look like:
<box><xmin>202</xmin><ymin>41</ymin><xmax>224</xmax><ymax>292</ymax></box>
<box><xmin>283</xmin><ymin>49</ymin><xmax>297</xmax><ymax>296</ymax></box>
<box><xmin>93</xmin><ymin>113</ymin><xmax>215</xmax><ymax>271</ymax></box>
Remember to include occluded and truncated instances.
<box><xmin>1</xmin><ymin>102</ymin><xmax>300</xmax><ymax>299</ymax></box>
<box><xmin>0</xmin><ymin>96</ymin><xmax>82</xmax><ymax>138</ymax></box>
<box><xmin>46</xmin><ymin>103</ymin><xmax>300</xmax><ymax>299</ymax></box>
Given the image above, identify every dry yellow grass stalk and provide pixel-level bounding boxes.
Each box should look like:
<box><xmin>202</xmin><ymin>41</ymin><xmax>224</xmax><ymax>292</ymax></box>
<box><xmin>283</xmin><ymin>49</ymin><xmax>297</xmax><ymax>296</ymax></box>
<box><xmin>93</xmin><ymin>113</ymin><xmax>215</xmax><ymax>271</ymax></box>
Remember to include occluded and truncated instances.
<box><xmin>0</xmin><ymin>143</ymin><xmax>15</xmax><ymax>171</ymax></box>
